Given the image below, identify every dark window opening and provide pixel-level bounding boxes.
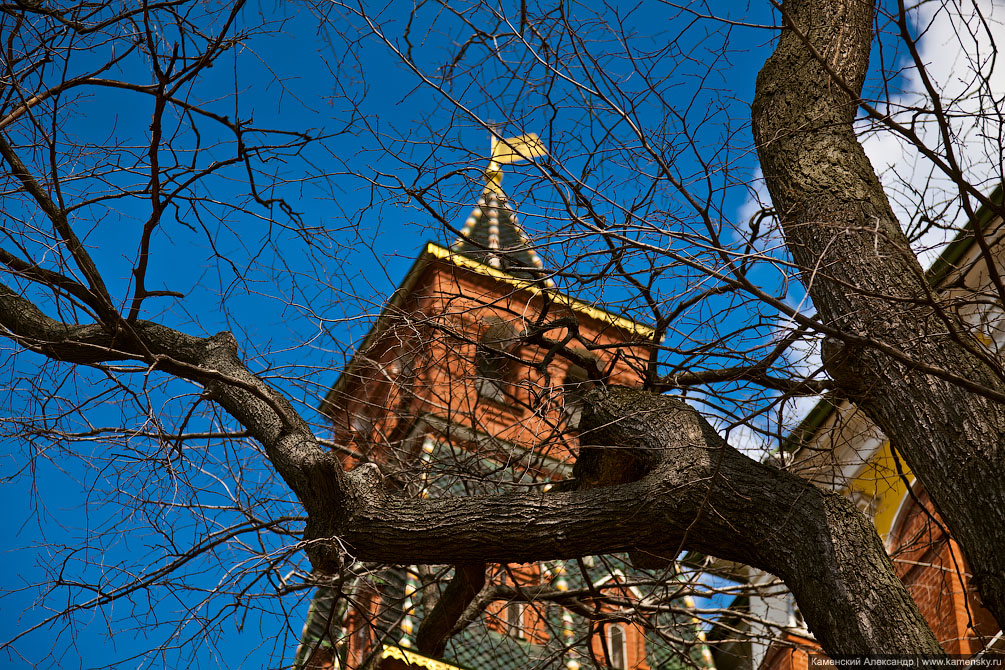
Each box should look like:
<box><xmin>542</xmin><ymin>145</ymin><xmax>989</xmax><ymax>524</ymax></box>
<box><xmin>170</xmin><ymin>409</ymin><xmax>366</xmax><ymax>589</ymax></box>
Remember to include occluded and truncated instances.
<box><xmin>507</xmin><ymin>601</ymin><xmax>525</xmax><ymax>639</ymax></box>
<box><xmin>607</xmin><ymin>623</ymin><xmax>626</xmax><ymax>670</ymax></box>
<box><xmin>475</xmin><ymin>317</ymin><xmax>520</xmax><ymax>402</ymax></box>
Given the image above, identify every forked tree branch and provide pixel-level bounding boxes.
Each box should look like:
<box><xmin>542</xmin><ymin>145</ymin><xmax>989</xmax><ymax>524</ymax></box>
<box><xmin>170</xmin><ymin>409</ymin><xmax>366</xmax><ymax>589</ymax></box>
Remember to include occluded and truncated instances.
<box><xmin>313</xmin><ymin>387</ymin><xmax>941</xmax><ymax>654</ymax></box>
<box><xmin>0</xmin><ymin>281</ymin><xmax>942</xmax><ymax>655</ymax></box>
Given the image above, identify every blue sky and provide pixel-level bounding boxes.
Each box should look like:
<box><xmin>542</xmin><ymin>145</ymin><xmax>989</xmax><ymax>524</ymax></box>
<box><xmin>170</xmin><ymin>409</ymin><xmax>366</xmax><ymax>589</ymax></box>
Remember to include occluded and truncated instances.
<box><xmin>0</xmin><ymin>1</ymin><xmax>786</xmax><ymax>665</ymax></box>
<box><xmin>4</xmin><ymin>0</ymin><xmax>997</xmax><ymax>667</ymax></box>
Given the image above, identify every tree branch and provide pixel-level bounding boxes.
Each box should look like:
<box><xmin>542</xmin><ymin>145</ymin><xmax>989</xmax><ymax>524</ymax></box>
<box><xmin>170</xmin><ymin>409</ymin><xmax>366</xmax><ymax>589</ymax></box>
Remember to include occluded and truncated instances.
<box><xmin>416</xmin><ymin>563</ymin><xmax>486</xmax><ymax>658</ymax></box>
<box><xmin>0</xmin><ymin>282</ymin><xmax>350</xmax><ymax>536</ymax></box>
<box><xmin>0</xmin><ymin>136</ymin><xmax>117</xmax><ymax>325</ymax></box>
<box><xmin>313</xmin><ymin>387</ymin><xmax>941</xmax><ymax>655</ymax></box>
<box><xmin>0</xmin><ymin>277</ymin><xmax>947</xmax><ymax>654</ymax></box>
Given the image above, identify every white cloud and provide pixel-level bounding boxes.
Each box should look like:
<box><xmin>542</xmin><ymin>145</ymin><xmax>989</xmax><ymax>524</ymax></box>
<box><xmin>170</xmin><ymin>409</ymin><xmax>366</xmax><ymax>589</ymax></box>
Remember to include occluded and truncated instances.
<box><xmin>860</xmin><ymin>0</ymin><xmax>1005</xmax><ymax>265</ymax></box>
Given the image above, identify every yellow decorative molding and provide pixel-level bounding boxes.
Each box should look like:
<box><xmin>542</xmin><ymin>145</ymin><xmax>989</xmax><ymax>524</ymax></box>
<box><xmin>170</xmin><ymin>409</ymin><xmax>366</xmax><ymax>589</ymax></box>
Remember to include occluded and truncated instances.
<box><xmin>381</xmin><ymin>644</ymin><xmax>466</xmax><ymax>670</ymax></box>
<box><xmin>424</xmin><ymin>242</ymin><xmax>657</xmax><ymax>340</ymax></box>
<box><xmin>843</xmin><ymin>440</ymin><xmax>910</xmax><ymax>539</ymax></box>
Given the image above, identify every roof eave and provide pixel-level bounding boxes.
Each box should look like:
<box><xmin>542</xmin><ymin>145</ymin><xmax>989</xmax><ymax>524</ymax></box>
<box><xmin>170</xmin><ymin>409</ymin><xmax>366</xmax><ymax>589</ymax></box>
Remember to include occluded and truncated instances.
<box><xmin>424</xmin><ymin>242</ymin><xmax>657</xmax><ymax>340</ymax></box>
<box><xmin>320</xmin><ymin>242</ymin><xmax>659</xmax><ymax>416</ymax></box>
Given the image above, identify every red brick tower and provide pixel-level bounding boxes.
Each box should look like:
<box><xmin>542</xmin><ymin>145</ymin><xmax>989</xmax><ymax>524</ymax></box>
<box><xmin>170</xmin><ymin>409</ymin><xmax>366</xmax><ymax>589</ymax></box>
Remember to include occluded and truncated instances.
<box><xmin>297</xmin><ymin>135</ymin><xmax>659</xmax><ymax>670</ymax></box>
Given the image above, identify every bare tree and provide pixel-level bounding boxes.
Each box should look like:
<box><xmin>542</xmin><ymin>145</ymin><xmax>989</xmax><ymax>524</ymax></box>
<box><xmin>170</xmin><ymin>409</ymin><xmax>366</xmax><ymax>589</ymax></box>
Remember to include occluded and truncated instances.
<box><xmin>1</xmin><ymin>0</ymin><xmax>1003</xmax><ymax>667</ymax></box>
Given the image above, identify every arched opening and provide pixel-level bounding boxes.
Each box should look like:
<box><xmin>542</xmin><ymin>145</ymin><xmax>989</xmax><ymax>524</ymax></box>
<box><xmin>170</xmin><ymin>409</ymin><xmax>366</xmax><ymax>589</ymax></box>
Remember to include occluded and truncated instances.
<box><xmin>475</xmin><ymin>317</ymin><xmax>520</xmax><ymax>402</ymax></box>
<box><xmin>607</xmin><ymin>623</ymin><xmax>627</xmax><ymax>670</ymax></box>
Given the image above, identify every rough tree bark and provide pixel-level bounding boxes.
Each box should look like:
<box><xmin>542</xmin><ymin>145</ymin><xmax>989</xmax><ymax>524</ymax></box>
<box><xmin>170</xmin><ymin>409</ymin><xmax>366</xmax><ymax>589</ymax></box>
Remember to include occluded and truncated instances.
<box><xmin>0</xmin><ymin>285</ymin><xmax>944</xmax><ymax>652</ymax></box>
<box><xmin>753</xmin><ymin>0</ymin><xmax>1005</xmax><ymax>628</ymax></box>
<box><xmin>0</xmin><ymin>268</ymin><xmax>943</xmax><ymax>651</ymax></box>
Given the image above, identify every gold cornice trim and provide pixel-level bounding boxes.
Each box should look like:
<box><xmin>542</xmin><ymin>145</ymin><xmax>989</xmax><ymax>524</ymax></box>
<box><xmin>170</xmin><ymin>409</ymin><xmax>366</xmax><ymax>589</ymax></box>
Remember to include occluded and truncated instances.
<box><xmin>424</xmin><ymin>242</ymin><xmax>657</xmax><ymax>340</ymax></box>
<box><xmin>381</xmin><ymin>644</ymin><xmax>466</xmax><ymax>670</ymax></box>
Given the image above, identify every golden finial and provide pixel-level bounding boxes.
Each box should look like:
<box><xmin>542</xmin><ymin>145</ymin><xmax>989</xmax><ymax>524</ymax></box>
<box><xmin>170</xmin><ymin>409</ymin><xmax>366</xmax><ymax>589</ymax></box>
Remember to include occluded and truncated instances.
<box><xmin>485</xmin><ymin>132</ymin><xmax>546</xmax><ymax>195</ymax></box>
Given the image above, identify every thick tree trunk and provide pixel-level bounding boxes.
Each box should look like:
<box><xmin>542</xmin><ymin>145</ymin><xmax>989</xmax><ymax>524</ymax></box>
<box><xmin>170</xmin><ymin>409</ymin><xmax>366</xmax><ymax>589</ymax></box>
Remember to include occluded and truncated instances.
<box><xmin>326</xmin><ymin>387</ymin><xmax>943</xmax><ymax>654</ymax></box>
<box><xmin>753</xmin><ymin>0</ymin><xmax>1005</xmax><ymax>628</ymax></box>
<box><xmin>0</xmin><ymin>282</ymin><xmax>944</xmax><ymax>654</ymax></box>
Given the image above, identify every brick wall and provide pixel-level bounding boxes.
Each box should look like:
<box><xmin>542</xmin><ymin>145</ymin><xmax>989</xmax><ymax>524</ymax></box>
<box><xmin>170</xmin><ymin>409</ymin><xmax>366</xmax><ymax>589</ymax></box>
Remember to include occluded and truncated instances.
<box><xmin>888</xmin><ymin>488</ymin><xmax>999</xmax><ymax>654</ymax></box>
<box><xmin>760</xmin><ymin>632</ymin><xmax>815</xmax><ymax>670</ymax></box>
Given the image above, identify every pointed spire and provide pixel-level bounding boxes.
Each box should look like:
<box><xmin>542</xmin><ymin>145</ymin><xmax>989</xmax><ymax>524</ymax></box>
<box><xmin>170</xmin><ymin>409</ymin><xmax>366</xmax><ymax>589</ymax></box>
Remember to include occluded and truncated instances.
<box><xmin>452</xmin><ymin>133</ymin><xmax>554</xmax><ymax>286</ymax></box>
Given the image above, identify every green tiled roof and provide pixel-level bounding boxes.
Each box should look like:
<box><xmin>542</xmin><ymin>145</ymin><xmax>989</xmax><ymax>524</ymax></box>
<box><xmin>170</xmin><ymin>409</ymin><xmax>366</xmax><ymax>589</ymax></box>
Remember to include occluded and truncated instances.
<box><xmin>294</xmin><ymin>557</ymin><xmax>709</xmax><ymax>670</ymax></box>
<box><xmin>446</xmin><ymin>627</ymin><xmax>558</xmax><ymax>670</ymax></box>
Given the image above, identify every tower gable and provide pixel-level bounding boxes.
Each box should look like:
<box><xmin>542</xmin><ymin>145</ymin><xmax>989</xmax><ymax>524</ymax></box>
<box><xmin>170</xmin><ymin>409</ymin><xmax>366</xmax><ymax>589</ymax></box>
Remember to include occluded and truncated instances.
<box><xmin>320</xmin><ymin>240</ymin><xmax>655</xmax><ymax>475</ymax></box>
